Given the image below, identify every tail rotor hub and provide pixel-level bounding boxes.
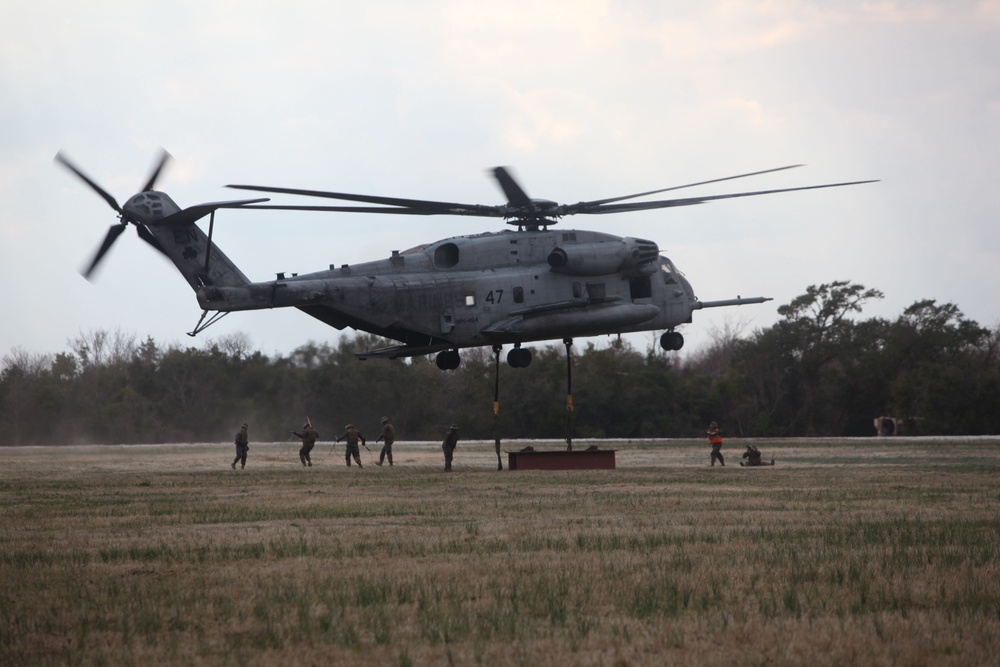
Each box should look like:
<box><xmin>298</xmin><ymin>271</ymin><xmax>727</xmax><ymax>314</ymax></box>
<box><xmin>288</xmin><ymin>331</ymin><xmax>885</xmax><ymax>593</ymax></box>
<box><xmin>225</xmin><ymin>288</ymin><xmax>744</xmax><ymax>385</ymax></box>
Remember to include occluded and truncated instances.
<box><xmin>54</xmin><ymin>149</ymin><xmax>173</xmax><ymax>279</ymax></box>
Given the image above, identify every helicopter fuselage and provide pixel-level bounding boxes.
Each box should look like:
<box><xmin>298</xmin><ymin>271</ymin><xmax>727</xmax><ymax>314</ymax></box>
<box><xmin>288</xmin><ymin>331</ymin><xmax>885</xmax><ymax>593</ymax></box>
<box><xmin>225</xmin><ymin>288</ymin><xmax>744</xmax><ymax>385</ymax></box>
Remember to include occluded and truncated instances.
<box><xmin>194</xmin><ymin>228</ymin><xmax>705</xmax><ymax>358</ymax></box>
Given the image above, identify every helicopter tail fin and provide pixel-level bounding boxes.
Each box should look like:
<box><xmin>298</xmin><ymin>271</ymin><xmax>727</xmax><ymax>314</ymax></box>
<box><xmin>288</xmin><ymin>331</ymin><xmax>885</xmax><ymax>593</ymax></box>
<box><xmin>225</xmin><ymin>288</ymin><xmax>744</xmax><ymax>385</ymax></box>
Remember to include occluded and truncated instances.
<box><xmin>142</xmin><ymin>201</ymin><xmax>256</xmax><ymax>291</ymax></box>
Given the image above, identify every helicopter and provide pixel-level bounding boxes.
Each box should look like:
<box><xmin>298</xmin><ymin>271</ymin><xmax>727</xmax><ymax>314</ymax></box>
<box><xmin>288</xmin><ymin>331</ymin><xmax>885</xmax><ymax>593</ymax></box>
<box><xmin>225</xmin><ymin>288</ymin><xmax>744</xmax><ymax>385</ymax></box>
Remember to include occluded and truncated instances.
<box><xmin>55</xmin><ymin>151</ymin><xmax>874</xmax><ymax>372</ymax></box>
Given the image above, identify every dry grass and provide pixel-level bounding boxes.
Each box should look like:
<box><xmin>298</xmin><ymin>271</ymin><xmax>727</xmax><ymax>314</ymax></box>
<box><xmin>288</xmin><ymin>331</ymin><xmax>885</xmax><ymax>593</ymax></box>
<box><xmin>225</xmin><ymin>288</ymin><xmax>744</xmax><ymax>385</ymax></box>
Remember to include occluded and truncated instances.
<box><xmin>2</xmin><ymin>437</ymin><xmax>999</xmax><ymax>666</ymax></box>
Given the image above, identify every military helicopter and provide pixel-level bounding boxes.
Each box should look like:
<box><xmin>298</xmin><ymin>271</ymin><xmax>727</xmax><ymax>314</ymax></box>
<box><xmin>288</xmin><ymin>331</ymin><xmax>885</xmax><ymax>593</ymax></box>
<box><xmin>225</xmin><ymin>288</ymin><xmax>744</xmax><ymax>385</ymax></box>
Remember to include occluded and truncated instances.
<box><xmin>56</xmin><ymin>151</ymin><xmax>874</xmax><ymax>372</ymax></box>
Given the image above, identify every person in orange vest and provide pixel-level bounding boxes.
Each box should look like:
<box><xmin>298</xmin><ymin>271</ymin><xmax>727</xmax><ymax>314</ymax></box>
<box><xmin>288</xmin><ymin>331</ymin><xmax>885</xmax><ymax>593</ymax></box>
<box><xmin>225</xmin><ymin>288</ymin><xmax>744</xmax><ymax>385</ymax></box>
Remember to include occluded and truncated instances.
<box><xmin>707</xmin><ymin>421</ymin><xmax>725</xmax><ymax>466</ymax></box>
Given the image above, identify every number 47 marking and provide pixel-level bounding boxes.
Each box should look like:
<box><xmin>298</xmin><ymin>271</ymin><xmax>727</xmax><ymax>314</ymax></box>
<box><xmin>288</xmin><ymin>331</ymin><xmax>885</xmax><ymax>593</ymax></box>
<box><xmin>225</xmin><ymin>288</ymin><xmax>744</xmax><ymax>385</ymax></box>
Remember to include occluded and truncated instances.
<box><xmin>485</xmin><ymin>289</ymin><xmax>504</xmax><ymax>304</ymax></box>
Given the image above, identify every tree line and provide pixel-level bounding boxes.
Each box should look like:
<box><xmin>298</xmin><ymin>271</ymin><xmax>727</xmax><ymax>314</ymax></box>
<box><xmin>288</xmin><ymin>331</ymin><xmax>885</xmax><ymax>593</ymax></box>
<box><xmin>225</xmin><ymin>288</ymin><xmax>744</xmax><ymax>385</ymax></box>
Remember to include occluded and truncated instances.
<box><xmin>2</xmin><ymin>281</ymin><xmax>998</xmax><ymax>446</ymax></box>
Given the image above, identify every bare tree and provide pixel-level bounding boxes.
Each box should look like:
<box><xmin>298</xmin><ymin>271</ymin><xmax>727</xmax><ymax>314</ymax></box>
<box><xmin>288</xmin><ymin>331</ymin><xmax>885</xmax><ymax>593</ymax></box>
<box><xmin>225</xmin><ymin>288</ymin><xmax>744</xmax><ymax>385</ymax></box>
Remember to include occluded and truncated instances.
<box><xmin>210</xmin><ymin>332</ymin><xmax>255</xmax><ymax>360</ymax></box>
<box><xmin>69</xmin><ymin>328</ymin><xmax>139</xmax><ymax>368</ymax></box>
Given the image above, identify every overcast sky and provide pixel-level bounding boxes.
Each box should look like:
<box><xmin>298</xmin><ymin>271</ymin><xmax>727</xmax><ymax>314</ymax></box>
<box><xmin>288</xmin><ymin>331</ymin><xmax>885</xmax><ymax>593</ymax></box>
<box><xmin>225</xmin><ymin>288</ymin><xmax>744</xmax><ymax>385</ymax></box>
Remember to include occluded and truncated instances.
<box><xmin>2</xmin><ymin>1</ymin><xmax>998</xmax><ymax>363</ymax></box>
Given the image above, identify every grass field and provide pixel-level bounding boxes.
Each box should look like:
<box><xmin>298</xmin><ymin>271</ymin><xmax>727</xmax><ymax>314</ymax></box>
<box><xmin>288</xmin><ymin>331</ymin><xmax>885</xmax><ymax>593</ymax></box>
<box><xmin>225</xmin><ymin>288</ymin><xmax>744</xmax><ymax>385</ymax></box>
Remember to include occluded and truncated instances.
<box><xmin>2</xmin><ymin>437</ymin><xmax>999</xmax><ymax>666</ymax></box>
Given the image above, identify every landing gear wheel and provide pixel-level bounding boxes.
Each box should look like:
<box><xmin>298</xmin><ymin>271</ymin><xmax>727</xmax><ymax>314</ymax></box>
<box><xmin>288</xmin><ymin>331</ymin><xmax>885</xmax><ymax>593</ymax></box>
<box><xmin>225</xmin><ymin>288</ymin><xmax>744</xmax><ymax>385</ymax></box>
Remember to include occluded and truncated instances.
<box><xmin>507</xmin><ymin>347</ymin><xmax>532</xmax><ymax>368</ymax></box>
<box><xmin>436</xmin><ymin>349</ymin><xmax>461</xmax><ymax>370</ymax></box>
<box><xmin>660</xmin><ymin>331</ymin><xmax>684</xmax><ymax>351</ymax></box>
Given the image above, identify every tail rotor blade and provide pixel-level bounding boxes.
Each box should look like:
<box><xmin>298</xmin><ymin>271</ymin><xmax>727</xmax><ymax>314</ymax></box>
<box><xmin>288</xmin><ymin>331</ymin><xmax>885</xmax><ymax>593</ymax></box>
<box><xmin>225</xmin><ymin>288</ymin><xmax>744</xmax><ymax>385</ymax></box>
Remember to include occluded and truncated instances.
<box><xmin>59</xmin><ymin>149</ymin><xmax>176</xmax><ymax>280</ymax></box>
<box><xmin>140</xmin><ymin>149</ymin><xmax>172</xmax><ymax>192</ymax></box>
<box><xmin>135</xmin><ymin>223</ymin><xmax>167</xmax><ymax>257</ymax></box>
<box><xmin>54</xmin><ymin>151</ymin><xmax>123</xmax><ymax>215</ymax></box>
<box><xmin>81</xmin><ymin>224</ymin><xmax>128</xmax><ymax>280</ymax></box>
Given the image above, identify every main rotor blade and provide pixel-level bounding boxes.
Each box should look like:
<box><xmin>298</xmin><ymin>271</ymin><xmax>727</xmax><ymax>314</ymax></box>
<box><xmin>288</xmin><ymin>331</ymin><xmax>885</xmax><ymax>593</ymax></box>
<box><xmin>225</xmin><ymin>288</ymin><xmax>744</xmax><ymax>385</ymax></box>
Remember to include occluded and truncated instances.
<box><xmin>226</xmin><ymin>185</ymin><xmax>484</xmax><ymax>214</ymax></box>
<box><xmin>491</xmin><ymin>167</ymin><xmax>533</xmax><ymax>208</ymax></box>
<box><xmin>231</xmin><ymin>168</ymin><xmax>875</xmax><ymax>222</ymax></box>
<box><xmin>241</xmin><ymin>204</ymin><xmax>504</xmax><ymax>217</ymax></box>
<box><xmin>566</xmin><ymin>164</ymin><xmax>805</xmax><ymax>211</ymax></box>
<box><xmin>140</xmin><ymin>149</ymin><xmax>172</xmax><ymax>192</ymax></box>
<box><xmin>243</xmin><ymin>204</ymin><xmax>431</xmax><ymax>214</ymax></box>
<box><xmin>82</xmin><ymin>224</ymin><xmax>128</xmax><ymax>280</ymax></box>
<box><xmin>54</xmin><ymin>152</ymin><xmax>123</xmax><ymax>215</ymax></box>
<box><xmin>574</xmin><ymin>179</ymin><xmax>879</xmax><ymax>215</ymax></box>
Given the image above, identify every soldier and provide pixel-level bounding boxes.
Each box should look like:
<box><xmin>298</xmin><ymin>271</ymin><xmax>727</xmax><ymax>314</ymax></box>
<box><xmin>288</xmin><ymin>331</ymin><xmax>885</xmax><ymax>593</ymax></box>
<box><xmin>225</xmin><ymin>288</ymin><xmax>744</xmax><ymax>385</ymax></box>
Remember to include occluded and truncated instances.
<box><xmin>442</xmin><ymin>424</ymin><xmax>458</xmax><ymax>471</ymax></box>
<box><xmin>231</xmin><ymin>423</ymin><xmax>249</xmax><ymax>469</ymax></box>
<box><xmin>740</xmin><ymin>444</ymin><xmax>775</xmax><ymax>467</ymax></box>
<box><xmin>336</xmin><ymin>424</ymin><xmax>366</xmax><ymax>468</ymax></box>
<box><xmin>293</xmin><ymin>420</ymin><xmax>319</xmax><ymax>467</ymax></box>
<box><xmin>707</xmin><ymin>421</ymin><xmax>725</xmax><ymax>466</ymax></box>
<box><xmin>375</xmin><ymin>416</ymin><xmax>395</xmax><ymax>467</ymax></box>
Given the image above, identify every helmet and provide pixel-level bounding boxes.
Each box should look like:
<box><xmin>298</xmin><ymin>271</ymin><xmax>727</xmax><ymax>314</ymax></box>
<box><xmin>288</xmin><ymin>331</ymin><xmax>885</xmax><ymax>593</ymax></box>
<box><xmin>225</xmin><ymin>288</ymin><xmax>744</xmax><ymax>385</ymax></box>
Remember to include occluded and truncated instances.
<box><xmin>346</xmin><ymin>424</ymin><xmax>354</xmax><ymax>429</ymax></box>
<box><xmin>381</xmin><ymin>416</ymin><xmax>389</xmax><ymax>424</ymax></box>
<box><xmin>710</xmin><ymin>421</ymin><xmax>718</xmax><ymax>428</ymax></box>
<box><xmin>303</xmin><ymin>423</ymin><xmax>309</xmax><ymax>429</ymax></box>
<box><xmin>450</xmin><ymin>424</ymin><xmax>458</xmax><ymax>430</ymax></box>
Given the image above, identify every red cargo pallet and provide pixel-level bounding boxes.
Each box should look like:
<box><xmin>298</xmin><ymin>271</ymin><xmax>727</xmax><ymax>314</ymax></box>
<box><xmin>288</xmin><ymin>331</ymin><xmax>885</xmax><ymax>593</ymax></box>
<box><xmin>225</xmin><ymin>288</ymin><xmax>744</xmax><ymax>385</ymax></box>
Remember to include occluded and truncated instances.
<box><xmin>507</xmin><ymin>449</ymin><xmax>616</xmax><ymax>470</ymax></box>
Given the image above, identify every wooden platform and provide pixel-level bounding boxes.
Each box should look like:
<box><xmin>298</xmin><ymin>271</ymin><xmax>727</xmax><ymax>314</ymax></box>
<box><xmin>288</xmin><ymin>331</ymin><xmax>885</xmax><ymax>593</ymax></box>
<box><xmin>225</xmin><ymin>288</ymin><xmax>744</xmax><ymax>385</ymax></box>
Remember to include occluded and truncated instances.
<box><xmin>507</xmin><ymin>448</ymin><xmax>616</xmax><ymax>470</ymax></box>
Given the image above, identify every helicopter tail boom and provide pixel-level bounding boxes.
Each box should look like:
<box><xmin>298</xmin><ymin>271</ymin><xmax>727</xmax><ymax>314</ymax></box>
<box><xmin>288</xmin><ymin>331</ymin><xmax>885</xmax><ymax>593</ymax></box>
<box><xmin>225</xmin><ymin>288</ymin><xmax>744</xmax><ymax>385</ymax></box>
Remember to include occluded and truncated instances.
<box><xmin>194</xmin><ymin>280</ymin><xmax>332</xmax><ymax>312</ymax></box>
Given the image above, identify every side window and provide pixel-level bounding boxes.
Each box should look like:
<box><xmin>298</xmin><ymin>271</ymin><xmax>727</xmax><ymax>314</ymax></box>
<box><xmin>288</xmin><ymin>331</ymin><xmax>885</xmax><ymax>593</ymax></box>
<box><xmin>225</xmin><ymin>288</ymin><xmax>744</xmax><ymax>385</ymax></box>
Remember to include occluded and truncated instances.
<box><xmin>572</xmin><ymin>282</ymin><xmax>583</xmax><ymax>298</ymax></box>
<box><xmin>465</xmin><ymin>291</ymin><xmax>476</xmax><ymax>307</ymax></box>
<box><xmin>586</xmin><ymin>282</ymin><xmax>606</xmax><ymax>299</ymax></box>
<box><xmin>630</xmin><ymin>275</ymin><xmax>652</xmax><ymax>299</ymax></box>
<box><xmin>513</xmin><ymin>286</ymin><xmax>524</xmax><ymax>303</ymax></box>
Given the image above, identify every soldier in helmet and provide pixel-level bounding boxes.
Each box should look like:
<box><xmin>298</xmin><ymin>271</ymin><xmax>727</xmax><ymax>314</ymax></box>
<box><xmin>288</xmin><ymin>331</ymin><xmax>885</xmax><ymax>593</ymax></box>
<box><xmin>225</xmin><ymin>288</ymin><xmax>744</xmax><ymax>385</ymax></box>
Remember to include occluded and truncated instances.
<box><xmin>707</xmin><ymin>421</ymin><xmax>725</xmax><ymax>466</ymax></box>
<box><xmin>375</xmin><ymin>416</ymin><xmax>395</xmax><ymax>467</ymax></box>
<box><xmin>740</xmin><ymin>444</ymin><xmax>775</xmax><ymax>467</ymax></box>
<box><xmin>336</xmin><ymin>424</ymin><xmax>366</xmax><ymax>468</ymax></box>
<box><xmin>231</xmin><ymin>423</ymin><xmax>249</xmax><ymax>469</ymax></box>
<box><xmin>292</xmin><ymin>420</ymin><xmax>319</xmax><ymax>467</ymax></box>
<box><xmin>442</xmin><ymin>424</ymin><xmax>459</xmax><ymax>472</ymax></box>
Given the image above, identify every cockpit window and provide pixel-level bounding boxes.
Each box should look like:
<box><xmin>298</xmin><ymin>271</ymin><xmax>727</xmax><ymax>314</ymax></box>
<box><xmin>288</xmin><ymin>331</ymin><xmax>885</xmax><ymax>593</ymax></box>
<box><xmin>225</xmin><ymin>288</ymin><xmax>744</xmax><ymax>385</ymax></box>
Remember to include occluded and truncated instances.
<box><xmin>661</xmin><ymin>262</ymin><xmax>678</xmax><ymax>285</ymax></box>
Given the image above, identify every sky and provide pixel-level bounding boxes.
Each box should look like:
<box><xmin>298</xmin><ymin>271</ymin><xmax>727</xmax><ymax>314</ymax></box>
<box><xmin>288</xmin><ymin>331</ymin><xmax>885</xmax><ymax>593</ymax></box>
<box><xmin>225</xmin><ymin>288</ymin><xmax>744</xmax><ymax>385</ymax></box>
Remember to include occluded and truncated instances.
<box><xmin>2</xmin><ymin>1</ymin><xmax>998</xmax><ymax>364</ymax></box>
